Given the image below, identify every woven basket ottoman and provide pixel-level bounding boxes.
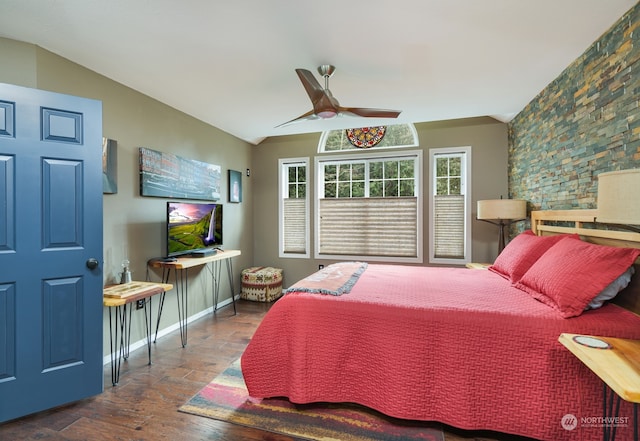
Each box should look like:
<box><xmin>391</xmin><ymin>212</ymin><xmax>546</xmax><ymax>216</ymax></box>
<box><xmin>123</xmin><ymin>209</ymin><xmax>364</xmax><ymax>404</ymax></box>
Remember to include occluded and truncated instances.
<box><xmin>241</xmin><ymin>267</ymin><xmax>283</xmax><ymax>302</ymax></box>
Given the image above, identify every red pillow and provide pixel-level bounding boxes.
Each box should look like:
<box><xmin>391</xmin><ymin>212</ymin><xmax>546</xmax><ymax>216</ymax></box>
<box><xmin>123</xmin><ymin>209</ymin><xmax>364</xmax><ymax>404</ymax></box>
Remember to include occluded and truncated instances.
<box><xmin>515</xmin><ymin>239</ymin><xmax>640</xmax><ymax>318</ymax></box>
<box><xmin>489</xmin><ymin>231</ymin><xmax>577</xmax><ymax>283</ymax></box>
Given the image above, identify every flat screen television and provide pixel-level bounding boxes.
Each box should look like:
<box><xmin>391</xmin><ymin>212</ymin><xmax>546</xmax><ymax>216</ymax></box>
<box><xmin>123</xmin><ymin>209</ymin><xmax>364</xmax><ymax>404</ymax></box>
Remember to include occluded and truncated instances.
<box><xmin>166</xmin><ymin>201</ymin><xmax>223</xmax><ymax>257</ymax></box>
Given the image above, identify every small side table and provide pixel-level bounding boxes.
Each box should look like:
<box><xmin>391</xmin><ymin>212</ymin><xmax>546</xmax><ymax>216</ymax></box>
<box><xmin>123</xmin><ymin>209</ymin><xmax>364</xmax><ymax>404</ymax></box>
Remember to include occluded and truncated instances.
<box><xmin>559</xmin><ymin>333</ymin><xmax>640</xmax><ymax>441</ymax></box>
<box><xmin>465</xmin><ymin>262</ymin><xmax>491</xmax><ymax>270</ymax></box>
<box><xmin>104</xmin><ymin>281</ymin><xmax>173</xmax><ymax>386</ymax></box>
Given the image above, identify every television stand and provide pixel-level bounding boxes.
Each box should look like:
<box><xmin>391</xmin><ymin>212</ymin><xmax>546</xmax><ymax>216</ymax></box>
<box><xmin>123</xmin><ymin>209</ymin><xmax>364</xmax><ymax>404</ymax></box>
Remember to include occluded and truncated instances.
<box><xmin>148</xmin><ymin>250</ymin><xmax>241</xmax><ymax>347</ymax></box>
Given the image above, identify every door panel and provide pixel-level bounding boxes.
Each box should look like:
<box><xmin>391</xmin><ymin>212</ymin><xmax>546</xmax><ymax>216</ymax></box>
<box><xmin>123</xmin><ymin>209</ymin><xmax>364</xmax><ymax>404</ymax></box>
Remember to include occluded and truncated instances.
<box><xmin>0</xmin><ymin>154</ymin><xmax>14</xmax><ymax>251</ymax></box>
<box><xmin>42</xmin><ymin>277</ymin><xmax>83</xmax><ymax>371</ymax></box>
<box><xmin>0</xmin><ymin>82</ymin><xmax>103</xmax><ymax>422</ymax></box>
<box><xmin>42</xmin><ymin>158</ymin><xmax>83</xmax><ymax>248</ymax></box>
<box><xmin>0</xmin><ymin>283</ymin><xmax>16</xmax><ymax>381</ymax></box>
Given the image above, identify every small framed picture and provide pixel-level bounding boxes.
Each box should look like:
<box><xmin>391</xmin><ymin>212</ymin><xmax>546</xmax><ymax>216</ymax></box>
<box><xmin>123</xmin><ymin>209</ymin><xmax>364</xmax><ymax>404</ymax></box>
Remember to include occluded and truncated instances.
<box><xmin>102</xmin><ymin>138</ymin><xmax>118</xmax><ymax>194</ymax></box>
<box><xmin>228</xmin><ymin>169</ymin><xmax>242</xmax><ymax>203</ymax></box>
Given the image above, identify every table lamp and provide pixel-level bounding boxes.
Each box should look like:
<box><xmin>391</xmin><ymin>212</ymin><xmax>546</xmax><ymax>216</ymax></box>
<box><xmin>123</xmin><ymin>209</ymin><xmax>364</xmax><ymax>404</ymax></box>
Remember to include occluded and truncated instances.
<box><xmin>595</xmin><ymin>169</ymin><xmax>640</xmax><ymax>232</ymax></box>
<box><xmin>477</xmin><ymin>198</ymin><xmax>527</xmax><ymax>253</ymax></box>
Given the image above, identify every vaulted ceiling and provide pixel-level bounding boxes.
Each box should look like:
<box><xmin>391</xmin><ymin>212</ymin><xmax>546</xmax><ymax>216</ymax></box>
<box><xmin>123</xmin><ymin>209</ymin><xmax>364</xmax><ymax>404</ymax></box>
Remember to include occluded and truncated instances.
<box><xmin>1</xmin><ymin>0</ymin><xmax>636</xmax><ymax>144</ymax></box>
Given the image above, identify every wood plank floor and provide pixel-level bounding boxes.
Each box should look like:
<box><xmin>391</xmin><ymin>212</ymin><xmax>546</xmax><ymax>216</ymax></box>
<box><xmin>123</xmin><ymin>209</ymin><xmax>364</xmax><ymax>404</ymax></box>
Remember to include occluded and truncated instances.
<box><xmin>0</xmin><ymin>300</ymin><xmax>535</xmax><ymax>441</ymax></box>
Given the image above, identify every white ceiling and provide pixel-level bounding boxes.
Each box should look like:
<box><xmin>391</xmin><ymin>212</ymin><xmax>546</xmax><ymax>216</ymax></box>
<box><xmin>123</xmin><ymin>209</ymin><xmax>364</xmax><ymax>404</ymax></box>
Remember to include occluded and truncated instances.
<box><xmin>0</xmin><ymin>0</ymin><xmax>636</xmax><ymax>145</ymax></box>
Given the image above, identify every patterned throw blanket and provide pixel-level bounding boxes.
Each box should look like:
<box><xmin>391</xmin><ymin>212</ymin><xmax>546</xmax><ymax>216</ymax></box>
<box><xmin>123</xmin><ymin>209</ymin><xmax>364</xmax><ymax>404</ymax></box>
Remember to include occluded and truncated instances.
<box><xmin>285</xmin><ymin>261</ymin><xmax>368</xmax><ymax>296</ymax></box>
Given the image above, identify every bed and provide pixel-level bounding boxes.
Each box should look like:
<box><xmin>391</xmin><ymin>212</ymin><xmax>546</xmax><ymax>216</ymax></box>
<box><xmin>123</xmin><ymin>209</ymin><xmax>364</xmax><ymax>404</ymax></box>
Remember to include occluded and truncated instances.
<box><xmin>241</xmin><ymin>210</ymin><xmax>640</xmax><ymax>441</ymax></box>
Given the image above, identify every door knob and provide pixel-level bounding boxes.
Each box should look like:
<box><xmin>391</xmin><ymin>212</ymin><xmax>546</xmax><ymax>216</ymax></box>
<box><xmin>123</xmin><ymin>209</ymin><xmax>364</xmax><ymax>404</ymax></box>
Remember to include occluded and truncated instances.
<box><xmin>86</xmin><ymin>258</ymin><xmax>99</xmax><ymax>270</ymax></box>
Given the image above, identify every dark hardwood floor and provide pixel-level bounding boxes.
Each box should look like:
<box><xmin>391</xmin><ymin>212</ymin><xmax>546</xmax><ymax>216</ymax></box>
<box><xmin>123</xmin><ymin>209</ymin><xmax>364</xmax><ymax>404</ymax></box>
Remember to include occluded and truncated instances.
<box><xmin>0</xmin><ymin>300</ymin><xmax>532</xmax><ymax>441</ymax></box>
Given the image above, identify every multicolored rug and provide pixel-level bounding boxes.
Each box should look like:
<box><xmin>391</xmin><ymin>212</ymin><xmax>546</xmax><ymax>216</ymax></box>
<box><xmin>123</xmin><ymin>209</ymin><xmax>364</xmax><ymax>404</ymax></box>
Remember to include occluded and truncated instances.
<box><xmin>179</xmin><ymin>359</ymin><xmax>444</xmax><ymax>441</ymax></box>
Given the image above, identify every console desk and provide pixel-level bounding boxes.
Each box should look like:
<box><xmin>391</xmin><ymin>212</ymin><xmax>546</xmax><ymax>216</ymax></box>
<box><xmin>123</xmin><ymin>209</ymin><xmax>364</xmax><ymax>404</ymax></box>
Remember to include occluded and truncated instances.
<box><xmin>148</xmin><ymin>249</ymin><xmax>241</xmax><ymax>347</ymax></box>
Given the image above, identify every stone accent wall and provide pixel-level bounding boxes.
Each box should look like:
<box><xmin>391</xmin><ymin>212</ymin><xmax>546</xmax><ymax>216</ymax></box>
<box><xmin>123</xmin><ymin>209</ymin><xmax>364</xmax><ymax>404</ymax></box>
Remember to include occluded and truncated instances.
<box><xmin>508</xmin><ymin>3</ymin><xmax>640</xmax><ymax>210</ymax></box>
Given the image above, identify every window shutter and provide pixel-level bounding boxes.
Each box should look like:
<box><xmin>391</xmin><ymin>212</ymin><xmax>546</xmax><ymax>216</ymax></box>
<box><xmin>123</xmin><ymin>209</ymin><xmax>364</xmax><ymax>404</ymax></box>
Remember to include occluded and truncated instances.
<box><xmin>319</xmin><ymin>197</ymin><xmax>417</xmax><ymax>257</ymax></box>
<box><xmin>283</xmin><ymin>198</ymin><xmax>306</xmax><ymax>254</ymax></box>
<box><xmin>433</xmin><ymin>194</ymin><xmax>464</xmax><ymax>259</ymax></box>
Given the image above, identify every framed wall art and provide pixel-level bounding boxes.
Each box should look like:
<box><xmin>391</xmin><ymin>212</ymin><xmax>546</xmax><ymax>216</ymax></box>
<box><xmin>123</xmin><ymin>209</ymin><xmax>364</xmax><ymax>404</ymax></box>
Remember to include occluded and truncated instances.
<box><xmin>228</xmin><ymin>169</ymin><xmax>242</xmax><ymax>203</ymax></box>
<box><xmin>102</xmin><ymin>137</ymin><xmax>117</xmax><ymax>194</ymax></box>
<box><xmin>139</xmin><ymin>147</ymin><xmax>221</xmax><ymax>201</ymax></box>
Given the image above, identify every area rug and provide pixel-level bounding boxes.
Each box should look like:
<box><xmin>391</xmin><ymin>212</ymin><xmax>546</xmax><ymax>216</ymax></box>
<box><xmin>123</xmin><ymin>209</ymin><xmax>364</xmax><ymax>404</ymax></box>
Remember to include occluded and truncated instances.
<box><xmin>179</xmin><ymin>358</ymin><xmax>444</xmax><ymax>441</ymax></box>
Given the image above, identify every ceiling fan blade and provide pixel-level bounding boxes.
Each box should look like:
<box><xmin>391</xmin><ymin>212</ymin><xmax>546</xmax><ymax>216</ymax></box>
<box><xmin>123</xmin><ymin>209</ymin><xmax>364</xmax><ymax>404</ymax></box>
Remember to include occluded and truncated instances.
<box><xmin>295</xmin><ymin>69</ymin><xmax>325</xmax><ymax>104</ymax></box>
<box><xmin>275</xmin><ymin>109</ymin><xmax>319</xmax><ymax>128</ymax></box>
<box><xmin>340</xmin><ymin>107</ymin><xmax>402</xmax><ymax>119</ymax></box>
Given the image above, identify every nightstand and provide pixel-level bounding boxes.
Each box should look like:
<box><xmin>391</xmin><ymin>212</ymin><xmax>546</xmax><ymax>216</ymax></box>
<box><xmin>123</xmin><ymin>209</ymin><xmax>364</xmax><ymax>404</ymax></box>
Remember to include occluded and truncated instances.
<box><xmin>465</xmin><ymin>262</ymin><xmax>491</xmax><ymax>270</ymax></box>
<box><xmin>559</xmin><ymin>333</ymin><xmax>640</xmax><ymax>440</ymax></box>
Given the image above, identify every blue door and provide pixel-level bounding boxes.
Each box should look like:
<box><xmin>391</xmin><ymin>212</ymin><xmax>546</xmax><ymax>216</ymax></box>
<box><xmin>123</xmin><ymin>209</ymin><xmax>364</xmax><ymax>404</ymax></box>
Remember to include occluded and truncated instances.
<box><xmin>0</xmin><ymin>83</ymin><xmax>103</xmax><ymax>422</ymax></box>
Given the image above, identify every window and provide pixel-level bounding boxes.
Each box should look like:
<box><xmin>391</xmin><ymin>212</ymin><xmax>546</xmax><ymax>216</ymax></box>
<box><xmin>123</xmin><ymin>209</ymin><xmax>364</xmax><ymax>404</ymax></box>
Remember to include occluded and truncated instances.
<box><xmin>279</xmin><ymin>158</ymin><xmax>309</xmax><ymax>258</ymax></box>
<box><xmin>315</xmin><ymin>150</ymin><xmax>422</xmax><ymax>262</ymax></box>
<box><xmin>428</xmin><ymin>147</ymin><xmax>471</xmax><ymax>264</ymax></box>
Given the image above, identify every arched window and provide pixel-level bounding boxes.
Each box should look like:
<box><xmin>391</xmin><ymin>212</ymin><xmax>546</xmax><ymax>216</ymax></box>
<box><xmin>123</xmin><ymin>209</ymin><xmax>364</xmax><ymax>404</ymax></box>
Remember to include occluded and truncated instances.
<box><xmin>318</xmin><ymin>123</ymin><xmax>419</xmax><ymax>152</ymax></box>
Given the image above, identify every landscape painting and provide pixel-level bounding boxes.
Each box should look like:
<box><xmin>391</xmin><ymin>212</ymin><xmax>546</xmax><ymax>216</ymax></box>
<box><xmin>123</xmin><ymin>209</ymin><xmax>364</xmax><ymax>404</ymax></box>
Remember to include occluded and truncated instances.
<box><xmin>139</xmin><ymin>147</ymin><xmax>221</xmax><ymax>200</ymax></box>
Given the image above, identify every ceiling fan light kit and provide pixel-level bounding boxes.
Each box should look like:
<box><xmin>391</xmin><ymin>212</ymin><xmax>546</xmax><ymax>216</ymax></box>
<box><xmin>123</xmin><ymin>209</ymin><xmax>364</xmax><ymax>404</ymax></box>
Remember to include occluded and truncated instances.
<box><xmin>276</xmin><ymin>64</ymin><xmax>401</xmax><ymax>128</ymax></box>
<box><xmin>317</xmin><ymin>111</ymin><xmax>337</xmax><ymax>119</ymax></box>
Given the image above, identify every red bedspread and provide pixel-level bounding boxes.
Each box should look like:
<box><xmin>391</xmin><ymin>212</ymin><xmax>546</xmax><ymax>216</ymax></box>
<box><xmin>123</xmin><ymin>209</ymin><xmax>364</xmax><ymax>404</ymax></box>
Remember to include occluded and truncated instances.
<box><xmin>241</xmin><ymin>264</ymin><xmax>640</xmax><ymax>441</ymax></box>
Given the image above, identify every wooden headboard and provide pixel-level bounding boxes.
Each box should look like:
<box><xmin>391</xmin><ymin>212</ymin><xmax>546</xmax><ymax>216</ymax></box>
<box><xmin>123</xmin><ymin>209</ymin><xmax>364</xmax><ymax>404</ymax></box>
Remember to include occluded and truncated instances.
<box><xmin>530</xmin><ymin>209</ymin><xmax>640</xmax><ymax>315</ymax></box>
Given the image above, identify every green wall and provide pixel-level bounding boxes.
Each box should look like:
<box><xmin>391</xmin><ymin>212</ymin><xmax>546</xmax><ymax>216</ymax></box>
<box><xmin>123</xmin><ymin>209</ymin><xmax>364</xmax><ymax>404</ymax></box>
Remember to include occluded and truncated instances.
<box><xmin>509</xmin><ymin>2</ymin><xmax>640</xmax><ymax>210</ymax></box>
<box><xmin>0</xmin><ymin>38</ymin><xmax>254</xmax><ymax>358</ymax></box>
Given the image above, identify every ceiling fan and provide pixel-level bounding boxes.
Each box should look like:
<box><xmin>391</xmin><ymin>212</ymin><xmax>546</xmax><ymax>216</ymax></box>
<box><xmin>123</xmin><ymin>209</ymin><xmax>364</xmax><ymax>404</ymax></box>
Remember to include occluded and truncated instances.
<box><xmin>276</xmin><ymin>65</ymin><xmax>402</xmax><ymax>127</ymax></box>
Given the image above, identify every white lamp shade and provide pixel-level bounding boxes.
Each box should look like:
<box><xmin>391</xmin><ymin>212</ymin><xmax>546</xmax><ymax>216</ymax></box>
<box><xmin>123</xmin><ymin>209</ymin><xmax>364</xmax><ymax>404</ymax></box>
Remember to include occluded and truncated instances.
<box><xmin>596</xmin><ymin>169</ymin><xmax>640</xmax><ymax>225</ymax></box>
<box><xmin>477</xmin><ymin>199</ymin><xmax>527</xmax><ymax>220</ymax></box>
